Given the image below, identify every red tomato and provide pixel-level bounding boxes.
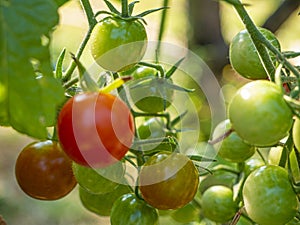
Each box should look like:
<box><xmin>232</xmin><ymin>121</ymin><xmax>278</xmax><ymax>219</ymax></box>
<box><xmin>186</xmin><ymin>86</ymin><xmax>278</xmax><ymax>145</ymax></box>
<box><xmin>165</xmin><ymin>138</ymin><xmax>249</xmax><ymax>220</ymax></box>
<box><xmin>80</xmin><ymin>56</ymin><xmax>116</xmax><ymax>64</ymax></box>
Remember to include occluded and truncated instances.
<box><xmin>57</xmin><ymin>92</ymin><xmax>134</xmax><ymax>168</ymax></box>
<box><xmin>15</xmin><ymin>141</ymin><xmax>77</xmax><ymax>200</ymax></box>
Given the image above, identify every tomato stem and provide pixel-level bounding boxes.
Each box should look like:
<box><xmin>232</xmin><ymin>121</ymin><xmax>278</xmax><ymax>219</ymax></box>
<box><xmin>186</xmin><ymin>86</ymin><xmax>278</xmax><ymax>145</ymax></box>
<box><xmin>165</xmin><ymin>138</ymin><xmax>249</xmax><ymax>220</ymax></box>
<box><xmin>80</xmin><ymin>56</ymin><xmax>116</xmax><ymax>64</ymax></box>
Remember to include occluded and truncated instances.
<box><xmin>156</xmin><ymin>0</ymin><xmax>169</xmax><ymax>62</ymax></box>
<box><xmin>121</xmin><ymin>0</ymin><xmax>129</xmax><ymax>17</ymax></box>
<box><xmin>208</xmin><ymin>128</ymin><xmax>234</xmax><ymax>145</ymax></box>
<box><xmin>62</xmin><ymin>0</ymin><xmax>97</xmax><ymax>82</ymax></box>
<box><xmin>100</xmin><ymin>77</ymin><xmax>131</xmax><ymax>94</ymax></box>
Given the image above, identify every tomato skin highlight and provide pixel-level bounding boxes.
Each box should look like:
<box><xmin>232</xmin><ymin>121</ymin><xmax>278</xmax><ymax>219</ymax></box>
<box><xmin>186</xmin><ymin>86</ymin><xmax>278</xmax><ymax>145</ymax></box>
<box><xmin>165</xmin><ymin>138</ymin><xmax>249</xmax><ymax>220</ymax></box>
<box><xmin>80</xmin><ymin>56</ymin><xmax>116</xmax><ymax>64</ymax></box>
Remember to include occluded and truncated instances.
<box><xmin>57</xmin><ymin>92</ymin><xmax>135</xmax><ymax>168</ymax></box>
<box><xmin>15</xmin><ymin>140</ymin><xmax>77</xmax><ymax>200</ymax></box>
<box><xmin>139</xmin><ymin>152</ymin><xmax>199</xmax><ymax>210</ymax></box>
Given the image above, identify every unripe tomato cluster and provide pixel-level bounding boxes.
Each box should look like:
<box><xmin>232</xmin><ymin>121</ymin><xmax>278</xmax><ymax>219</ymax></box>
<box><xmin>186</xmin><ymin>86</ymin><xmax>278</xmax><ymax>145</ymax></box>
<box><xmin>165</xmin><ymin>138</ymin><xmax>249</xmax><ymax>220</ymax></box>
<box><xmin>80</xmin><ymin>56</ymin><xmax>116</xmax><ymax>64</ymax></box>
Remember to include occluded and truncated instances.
<box><xmin>12</xmin><ymin>1</ymin><xmax>300</xmax><ymax>225</ymax></box>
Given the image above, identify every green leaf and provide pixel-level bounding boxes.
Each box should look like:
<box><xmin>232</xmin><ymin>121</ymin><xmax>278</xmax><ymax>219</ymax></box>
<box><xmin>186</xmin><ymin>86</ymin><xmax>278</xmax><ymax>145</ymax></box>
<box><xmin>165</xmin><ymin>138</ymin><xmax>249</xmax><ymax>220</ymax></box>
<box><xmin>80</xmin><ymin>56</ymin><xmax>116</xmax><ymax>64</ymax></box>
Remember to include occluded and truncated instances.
<box><xmin>0</xmin><ymin>0</ymin><xmax>65</xmax><ymax>139</ymax></box>
<box><xmin>55</xmin><ymin>48</ymin><xmax>66</xmax><ymax>79</ymax></box>
<box><xmin>103</xmin><ymin>0</ymin><xmax>120</xmax><ymax>15</ymax></box>
<box><xmin>134</xmin><ymin>6</ymin><xmax>168</xmax><ymax>18</ymax></box>
<box><xmin>165</xmin><ymin>57</ymin><xmax>185</xmax><ymax>78</ymax></box>
<box><xmin>128</xmin><ymin>1</ymin><xmax>139</xmax><ymax>16</ymax></box>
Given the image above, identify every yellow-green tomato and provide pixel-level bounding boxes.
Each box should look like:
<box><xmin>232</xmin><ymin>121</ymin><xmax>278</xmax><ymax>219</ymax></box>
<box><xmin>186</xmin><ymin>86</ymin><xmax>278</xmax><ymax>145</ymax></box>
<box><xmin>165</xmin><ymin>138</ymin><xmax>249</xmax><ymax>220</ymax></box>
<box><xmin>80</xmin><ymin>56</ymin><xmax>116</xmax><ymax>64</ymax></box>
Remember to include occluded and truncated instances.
<box><xmin>212</xmin><ymin>119</ymin><xmax>255</xmax><ymax>162</ymax></box>
<box><xmin>229</xmin><ymin>80</ymin><xmax>293</xmax><ymax>146</ymax></box>
<box><xmin>243</xmin><ymin>165</ymin><xmax>299</xmax><ymax>225</ymax></box>
<box><xmin>201</xmin><ymin>185</ymin><xmax>238</xmax><ymax>223</ymax></box>
<box><xmin>90</xmin><ymin>17</ymin><xmax>147</xmax><ymax>72</ymax></box>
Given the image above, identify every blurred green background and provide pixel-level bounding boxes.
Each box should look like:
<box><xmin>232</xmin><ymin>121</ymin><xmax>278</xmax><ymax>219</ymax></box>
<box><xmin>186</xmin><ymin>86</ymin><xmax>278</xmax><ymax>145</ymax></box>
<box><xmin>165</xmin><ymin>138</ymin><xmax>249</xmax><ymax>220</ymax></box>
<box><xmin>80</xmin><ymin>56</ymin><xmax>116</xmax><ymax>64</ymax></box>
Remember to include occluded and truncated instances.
<box><xmin>1</xmin><ymin>0</ymin><xmax>299</xmax><ymax>224</ymax></box>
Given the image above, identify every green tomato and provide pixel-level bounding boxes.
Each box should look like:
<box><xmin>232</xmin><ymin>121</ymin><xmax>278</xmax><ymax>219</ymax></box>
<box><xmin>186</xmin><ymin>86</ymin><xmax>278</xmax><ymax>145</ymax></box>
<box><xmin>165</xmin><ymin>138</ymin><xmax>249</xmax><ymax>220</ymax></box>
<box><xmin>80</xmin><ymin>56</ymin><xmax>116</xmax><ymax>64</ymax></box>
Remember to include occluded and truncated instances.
<box><xmin>170</xmin><ymin>201</ymin><xmax>201</xmax><ymax>223</ymax></box>
<box><xmin>293</xmin><ymin>118</ymin><xmax>300</xmax><ymax>151</ymax></box>
<box><xmin>229</xmin><ymin>28</ymin><xmax>280</xmax><ymax>79</ymax></box>
<box><xmin>72</xmin><ymin>162</ymin><xmax>124</xmax><ymax>194</ymax></box>
<box><xmin>212</xmin><ymin>119</ymin><xmax>255</xmax><ymax>162</ymax></box>
<box><xmin>139</xmin><ymin>152</ymin><xmax>199</xmax><ymax>210</ymax></box>
<box><xmin>127</xmin><ymin>66</ymin><xmax>174</xmax><ymax>113</ymax></box>
<box><xmin>243</xmin><ymin>165</ymin><xmax>299</xmax><ymax>225</ymax></box>
<box><xmin>229</xmin><ymin>80</ymin><xmax>293</xmax><ymax>146</ymax></box>
<box><xmin>201</xmin><ymin>185</ymin><xmax>238</xmax><ymax>223</ymax></box>
<box><xmin>79</xmin><ymin>183</ymin><xmax>132</xmax><ymax>217</ymax></box>
<box><xmin>110</xmin><ymin>193</ymin><xmax>159</xmax><ymax>225</ymax></box>
<box><xmin>199</xmin><ymin>170</ymin><xmax>238</xmax><ymax>194</ymax></box>
<box><xmin>137</xmin><ymin>117</ymin><xmax>177</xmax><ymax>152</ymax></box>
<box><xmin>90</xmin><ymin>17</ymin><xmax>147</xmax><ymax>72</ymax></box>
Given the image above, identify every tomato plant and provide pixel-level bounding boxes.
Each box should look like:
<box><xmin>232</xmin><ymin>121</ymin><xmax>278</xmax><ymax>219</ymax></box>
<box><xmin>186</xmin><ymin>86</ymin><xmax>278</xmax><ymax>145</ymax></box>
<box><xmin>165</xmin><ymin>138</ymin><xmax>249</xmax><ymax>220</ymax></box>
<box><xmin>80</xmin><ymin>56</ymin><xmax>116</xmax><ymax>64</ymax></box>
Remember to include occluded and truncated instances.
<box><xmin>15</xmin><ymin>141</ymin><xmax>77</xmax><ymax>200</ymax></box>
<box><xmin>139</xmin><ymin>151</ymin><xmax>199</xmax><ymax>210</ymax></box>
<box><xmin>243</xmin><ymin>165</ymin><xmax>299</xmax><ymax>225</ymax></box>
<box><xmin>57</xmin><ymin>92</ymin><xmax>135</xmax><ymax>168</ymax></box>
<box><xmin>2</xmin><ymin>0</ymin><xmax>300</xmax><ymax>224</ymax></box>
<box><xmin>90</xmin><ymin>17</ymin><xmax>147</xmax><ymax>72</ymax></box>
<box><xmin>201</xmin><ymin>185</ymin><xmax>238</xmax><ymax>223</ymax></box>
<box><xmin>229</xmin><ymin>80</ymin><xmax>293</xmax><ymax>146</ymax></box>
<box><xmin>110</xmin><ymin>193</ymin><xmax>159</xmax><ymax>225</ymax></box>
<box><xmin>229</xmin><ymin>27</ymin><xmax>280</xmax><ymax>79</ymax></box>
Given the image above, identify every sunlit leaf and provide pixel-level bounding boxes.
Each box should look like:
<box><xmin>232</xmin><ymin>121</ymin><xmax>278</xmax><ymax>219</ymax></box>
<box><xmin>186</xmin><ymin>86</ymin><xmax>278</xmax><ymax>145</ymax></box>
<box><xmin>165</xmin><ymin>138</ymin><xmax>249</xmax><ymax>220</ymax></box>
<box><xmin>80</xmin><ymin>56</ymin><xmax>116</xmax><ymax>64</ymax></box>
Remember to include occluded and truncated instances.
<box><xmin>0</xmin><ymin>0</ymin><xmax>65</xmax><ymax>139</ymax></box>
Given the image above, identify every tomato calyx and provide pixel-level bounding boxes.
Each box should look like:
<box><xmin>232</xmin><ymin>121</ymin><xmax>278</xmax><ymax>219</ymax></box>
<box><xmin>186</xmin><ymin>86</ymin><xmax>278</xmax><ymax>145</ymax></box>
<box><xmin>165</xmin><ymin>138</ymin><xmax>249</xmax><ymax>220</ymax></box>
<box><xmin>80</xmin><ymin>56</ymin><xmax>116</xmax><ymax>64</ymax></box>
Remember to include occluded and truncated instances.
<box><xmin>94</xmin><ymin>0</ymin><xmax>167</xmax><ymax>25</ymax></box>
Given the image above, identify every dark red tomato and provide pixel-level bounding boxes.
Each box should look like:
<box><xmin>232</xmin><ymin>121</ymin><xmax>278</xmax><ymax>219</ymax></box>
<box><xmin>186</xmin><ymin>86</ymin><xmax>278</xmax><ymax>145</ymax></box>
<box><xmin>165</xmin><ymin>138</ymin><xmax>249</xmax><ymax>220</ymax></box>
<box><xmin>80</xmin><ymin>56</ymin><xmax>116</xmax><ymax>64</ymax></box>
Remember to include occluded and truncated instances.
<box><xmin>15</xmin><ymin>140</ymin><xmax>77</xmax><ymax>200</ymax></box>
<box><xmin>57</xmin><ymin>92</ymin><xmax>135</xmax><ymax>168</ymax></box>
<box><xmin>139</xmin><ymin>152</ymin><xmax>199</xmax><ymax>210</ymax></box>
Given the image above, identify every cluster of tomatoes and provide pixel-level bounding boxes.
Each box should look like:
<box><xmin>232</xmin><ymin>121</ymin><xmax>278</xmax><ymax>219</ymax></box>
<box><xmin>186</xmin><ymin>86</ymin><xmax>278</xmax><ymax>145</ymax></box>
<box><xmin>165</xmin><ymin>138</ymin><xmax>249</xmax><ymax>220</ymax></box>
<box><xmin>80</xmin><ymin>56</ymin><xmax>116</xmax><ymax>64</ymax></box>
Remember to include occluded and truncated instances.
<box><xmin>13</xmin><ymin>1</ymin><xmax>300</xmax><ymax>225</ymax></box>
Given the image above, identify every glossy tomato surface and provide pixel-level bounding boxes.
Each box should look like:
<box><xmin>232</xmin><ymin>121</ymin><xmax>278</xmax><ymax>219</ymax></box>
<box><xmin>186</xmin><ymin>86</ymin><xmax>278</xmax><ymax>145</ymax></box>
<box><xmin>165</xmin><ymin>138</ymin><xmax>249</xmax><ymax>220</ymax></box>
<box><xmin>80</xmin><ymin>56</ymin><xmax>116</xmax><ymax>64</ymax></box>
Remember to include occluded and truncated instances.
<box><xmin>90</xmin><ymin>17</ymin><xmax>147</xmax><ymax>72</ymax></box>
<box><xmin>229</xmin><ymin>27</ymin><xmax>280</xmax><ymax>79</ymax></box>
<box><xmin>57</xmin><ymin>92</ymin><xmax>134</xmax><ymax>168</ymax></box>
<box><xmin>139</xmin><ymin>152</ymin><xmax>199</xmax><ymax>210</ymax></box>
<box><xmin>243</xmin><ymin>165</ymin><xmax>299</xmax><ymax>225</ymax></box>
<box><xmin>201</xmin><ymin>185</ymin><xmax>238</xmax><ymax>223</ymax></box>
<box><xmin>15</xmin><ymin>140</ymin><xmax>77</xmax><ymax>200</ymax></box>
<box><xmin>110</xmin><ymin>193</ymin><xmax>159</xmax><ymax>225</ymax></box>
<box><xmin>229</xmin><ymin>80</ymin><xmax>293</xmax><ymax>146</ymax></box>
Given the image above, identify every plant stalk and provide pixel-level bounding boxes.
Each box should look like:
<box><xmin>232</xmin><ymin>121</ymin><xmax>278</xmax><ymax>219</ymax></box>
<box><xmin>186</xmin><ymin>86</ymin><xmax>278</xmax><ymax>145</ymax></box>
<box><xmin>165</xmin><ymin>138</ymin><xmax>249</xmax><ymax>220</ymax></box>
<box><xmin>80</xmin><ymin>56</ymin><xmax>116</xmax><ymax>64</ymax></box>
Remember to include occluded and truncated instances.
<box><xmin>121</xmin><ymin>0</ymin><xmax>129</xmax><ymax>17</ymax></box>
<box><xmin>62</xmin><ymin>0</ymin><xmax>97</xmax><ymax>82</ymax></box>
